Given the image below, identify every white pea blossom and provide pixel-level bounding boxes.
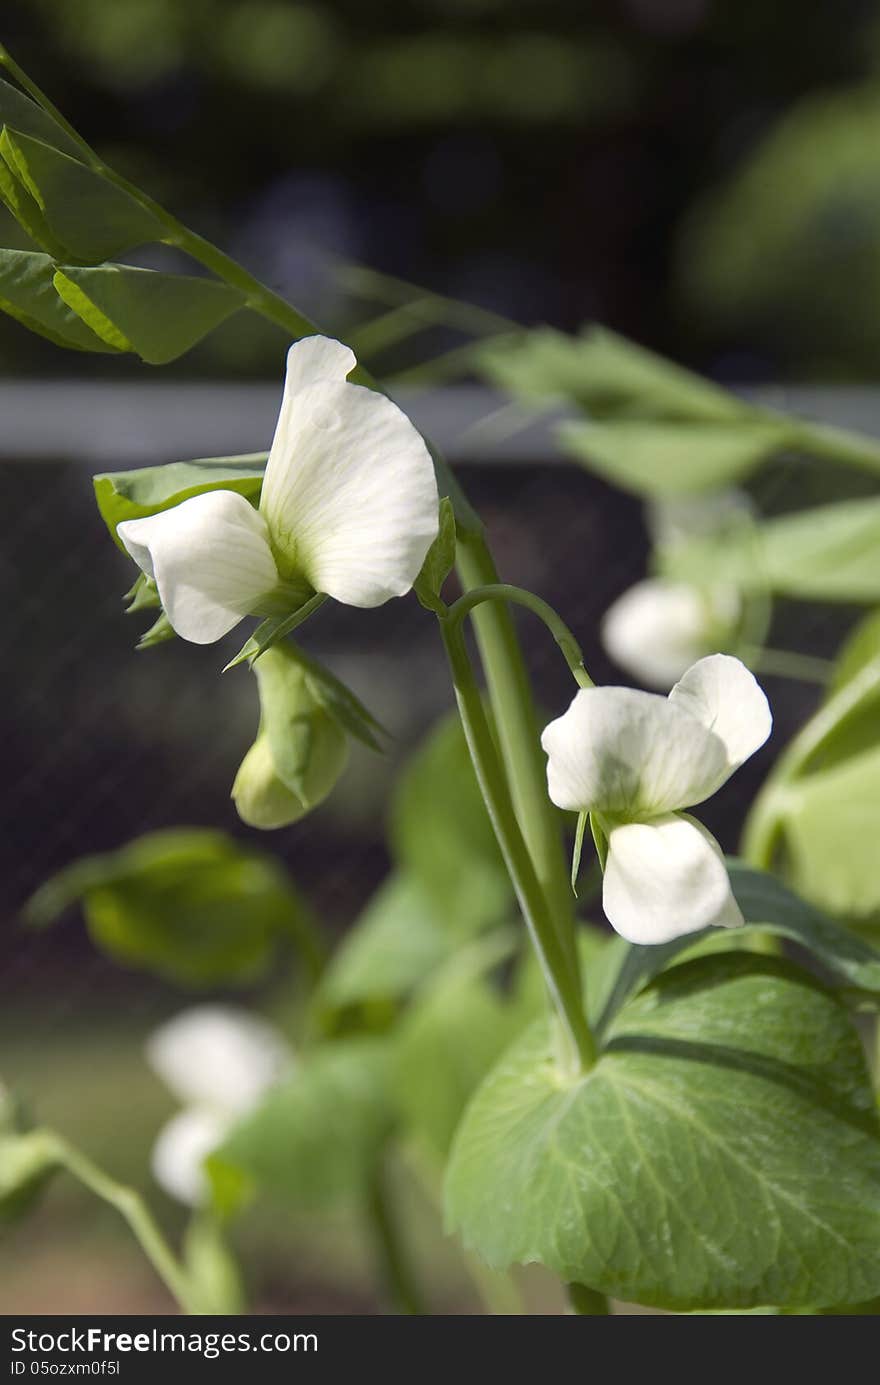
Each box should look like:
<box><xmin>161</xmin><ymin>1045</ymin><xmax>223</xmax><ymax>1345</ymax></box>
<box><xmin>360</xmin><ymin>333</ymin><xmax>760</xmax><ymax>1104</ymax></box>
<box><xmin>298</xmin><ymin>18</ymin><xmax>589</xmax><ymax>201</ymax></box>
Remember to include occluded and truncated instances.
<box><xmin>541</xmin><ymin>654</ymin><xmax>771</xmax><ymax>946</ymax></box>
<box><xmin>117</xmin><ymin>336</ymin><xmax>440</xmax><ymax>643</ymax></box>
<box><xmin>601</xmin><ymin>578</ymin><xmax>741</xmax><ymax>690</ymax></box>
<box><xmin>146</xmin><ymin>1006</ymin><xmax>291</xmax><ymax>1206</ymax></box>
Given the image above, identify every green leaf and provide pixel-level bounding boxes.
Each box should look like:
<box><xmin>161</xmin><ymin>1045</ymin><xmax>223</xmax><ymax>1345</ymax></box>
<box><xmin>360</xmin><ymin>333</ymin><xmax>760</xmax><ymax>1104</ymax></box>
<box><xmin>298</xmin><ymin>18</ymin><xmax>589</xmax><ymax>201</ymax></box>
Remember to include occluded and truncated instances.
<box><xmin>594</xmin><ymin>862</ymin><xmax>880</xmax><ymax>1035</ymax></box>
<box><xmin>665</xmin><ymin>497</ymin><xmax>880</xmax><ymax>602</ymax></box>
<box><xmin>0</xmin><ymin>127</ymin><xmax>162</xmax><ymax>262</ymax></box>
<box><xmin>479</xmin><ymin>325</ymin><xmax>743</xmax><ymax>422</ymax></box>
<box><xmin>394</xmin><ymin>971</ymin><xmax>523</xmax><ymax>1158</ymax></box>
<box><xmin>0</xmin><ymin>1129</ymin><xmax>58</xmax><ymax>1225</ymax></box>
<box><xmin>94</xmin><ymin>455</ymin><xmax>266</xmax><ymax>549</ymax></box>
<box><xmin>0</xmin><ymin>78</ymin><xmax>85</xmax><ymax>160</ymax></box>
<box><xmin>54</xmin><ymin>264</ymin><xmax>245</xmax><ymax>364</ymax></box>
<box><xmin>210</xmin><ymin>1039</ymin><xmax>393</xmax><ymax>1211</ymax></box>
<box><xmin>446</xmin><ymin>952</ymin><xmax>880</xmax><ymax>1310</ymax></box>
<box><xmin>317</xmin><ymin>874</ymin><xmax>454</xmax><ymax>1014</ymax></box>
<box><xmin>0</xmin><ymin>247</ymin><xmax>117</xmax><ymax>352</ymax></box>
<box><xmin>414</xmin><ymin>496</ymin><xmax>456</xmax><ymax>610</ymax></box>
<box><xmin>390</xmin><ymin>710</ymin><xmax>512</xmax><ymax>935</ymax></box>
<box><xmin>559</xmin><ymin>418</ymin><xmax>793</xmax><ymax>497</ymax></box>
<box><xmin>774</xmin><ymin>747</ymin><xmax>880</xmax><ymax>920</ymax></box>
<box><xmin>25</xmin><ymin>829</ymin><xmax>309</xmax><ymax>986</ymax></box>
<box><xmin>829</xmin><ymin>608</ymin><xmax>880</xmax><ymax>695</ymax></box>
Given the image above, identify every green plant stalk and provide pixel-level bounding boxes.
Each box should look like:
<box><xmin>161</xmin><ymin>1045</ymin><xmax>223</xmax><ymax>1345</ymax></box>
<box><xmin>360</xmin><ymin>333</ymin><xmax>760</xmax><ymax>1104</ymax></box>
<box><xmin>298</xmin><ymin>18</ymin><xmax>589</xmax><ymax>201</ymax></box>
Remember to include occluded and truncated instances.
<box><xmin>439</xmin><ymin>616</ymin><xmax>595</xmax><ymax>1073</ymax></box>
<box><xmin>447</xmin><ymin>583</ymin><xmax>593</xmax><ymax>689</ymax></box>
<box><xmin>455</xmin><ymin>538</ymin><xmax>586</xmax><ymax>988</ymax></box>
<box><xmin>44</xmin><ymin>1133</ymin><xmax>198</xmax><ymax>1313</ymax></box>
<box><xmin>366</xmin><ymin>1163</ymin><xmax>425</xmax><ymax>1316</ymax></box>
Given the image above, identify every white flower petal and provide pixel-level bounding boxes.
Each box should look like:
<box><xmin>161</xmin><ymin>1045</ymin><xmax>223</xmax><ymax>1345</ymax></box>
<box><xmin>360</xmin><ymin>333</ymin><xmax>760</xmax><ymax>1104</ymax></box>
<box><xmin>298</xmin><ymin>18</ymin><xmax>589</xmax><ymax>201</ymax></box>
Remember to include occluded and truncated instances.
<box><xmin>541</xmin><ymin>686</ymin><xmax>728</xmax><ymax>817</ymax></box>
<box><xmin>151</xmin><ymin>1108</ymin><xmax>230</xmax><ymax>1207</ymax></box>
<box><xmin>601</xmin><ymin>578</ymin><xmax>714</xmax><ymax>690</ymax></box>
<box><xmin>146</xmin><ymin>1005</ymin><xmax>291</xmax><ymax>1115</ymax></box>
<box><xmin>669</xmin><ymin>654</ymin><xmax>772</xmax><ymax>789</ymax></box>
<box><xmin>281</xmin><ymin>334</ymin><xmax>357</xmax><ymax>395</ymax></box>
<box><xmin>260</xmin><ymin>377</ymin><xmax>438</xmax><ymax>606</ymax></box>
<box><xmin>118</xmin><ymin>491</ymin><xmax>278</xmax><ymax>645</ymax></box>
<box><xmin>603</xmin><ymin>814</ymin><xmax>743</xmax><ymax>945</ymax></box>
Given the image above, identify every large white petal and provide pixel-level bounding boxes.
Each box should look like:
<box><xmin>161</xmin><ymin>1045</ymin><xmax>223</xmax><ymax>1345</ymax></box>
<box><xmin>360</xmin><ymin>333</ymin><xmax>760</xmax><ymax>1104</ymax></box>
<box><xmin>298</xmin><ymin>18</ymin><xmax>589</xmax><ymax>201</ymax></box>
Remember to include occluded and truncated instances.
<box><xmin>146</xmin><ymin>1005</ymin><xmax>291</xmax><ymax>1115</ymax></box>
<box><xmin>669</xmin><ymin>654</ymin><xmax>771</xmax><ymax>792</ymax></box>
<box><xmin>603</xmin><ymin>813</ymin><xmax>743</xmax><ymax>945</ymax></box>
<box><xmin>118</xmin><ymin>491</ymin><xmax>278</xmax><ymax>645</ymax></box>
<box><xmin>602</xmin><ymin>578</ymin><xmax>737</xmax><ymax>691</ymax></box>
<box><xmin>541</xmin><ymin>686</ymin><xmax>728</xmax><ymax>817</ymax></box>
<box><xmin>151</xmin><ymin>1108</ymin><xmax>230</xmax><ymax>1207</ymax></box>
<box><xmin>260</xmin><ymin>377</ymin><xmax>438</xmax><ymax>607</ymax></box>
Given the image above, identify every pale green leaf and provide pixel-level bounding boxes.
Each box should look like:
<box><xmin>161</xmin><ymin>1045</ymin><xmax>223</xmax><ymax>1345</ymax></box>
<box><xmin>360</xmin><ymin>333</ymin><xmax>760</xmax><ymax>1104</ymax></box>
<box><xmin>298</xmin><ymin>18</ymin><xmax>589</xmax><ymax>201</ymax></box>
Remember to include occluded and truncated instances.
<box><xmin>94</xmin><ymin>455</ymin><xmax>266</xmax><ymax>549</ymax></box>
<box><xmin>414</xmin><ymin>496</ymin><xmax>456</xmax><ymax>610</ymax></box>
<box><xmin>0</xmin><ymin>247</ymin><xmax>116</xmax><ymax>351</ymax></box>
<box><xmin>446</xmin><ymin>952</ymin><xmax>880</xmax><ymax>1310</ymax></box>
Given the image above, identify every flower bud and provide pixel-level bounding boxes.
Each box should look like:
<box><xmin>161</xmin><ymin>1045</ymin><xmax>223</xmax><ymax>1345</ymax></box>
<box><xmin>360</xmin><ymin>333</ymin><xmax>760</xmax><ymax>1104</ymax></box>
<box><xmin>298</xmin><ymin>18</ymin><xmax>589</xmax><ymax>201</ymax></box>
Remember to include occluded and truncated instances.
<box><xmin>232</xmin><ymin>645</ymin><xmax>348</xmax><ymax>829</ymax></box>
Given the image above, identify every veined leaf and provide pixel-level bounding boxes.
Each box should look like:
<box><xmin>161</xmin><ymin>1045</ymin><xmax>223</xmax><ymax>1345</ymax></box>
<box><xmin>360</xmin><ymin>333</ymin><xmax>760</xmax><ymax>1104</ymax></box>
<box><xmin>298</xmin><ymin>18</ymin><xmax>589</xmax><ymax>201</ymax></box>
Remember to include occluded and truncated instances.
<box><xmin>447</xmin><ymin>952</ymin><xmax>880</xmax><ymax>1310</ymax></box>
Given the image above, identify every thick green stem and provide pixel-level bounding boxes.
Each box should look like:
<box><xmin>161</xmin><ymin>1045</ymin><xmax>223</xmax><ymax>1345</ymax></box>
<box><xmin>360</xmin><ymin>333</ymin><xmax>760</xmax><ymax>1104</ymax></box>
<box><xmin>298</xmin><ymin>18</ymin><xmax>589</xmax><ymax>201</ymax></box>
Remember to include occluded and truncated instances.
<box><xmin>440</xmin><ymin>617</ymin><xmax>595</xmax><ymax>1073</ymax></box>
<box><xmin>46</xmin><ymin>1134</ymin><xmax>198</xmax><ymax>1314</ymax></box>
<box><xmin>366</xmin><ymin>1164</ymin><xmax>425</xmax><ymax>1316</ymax></box>
<box><xmin>455</xmin><ymin>536</ymin><xmax>584</xmax><ymax>990</ymax></box>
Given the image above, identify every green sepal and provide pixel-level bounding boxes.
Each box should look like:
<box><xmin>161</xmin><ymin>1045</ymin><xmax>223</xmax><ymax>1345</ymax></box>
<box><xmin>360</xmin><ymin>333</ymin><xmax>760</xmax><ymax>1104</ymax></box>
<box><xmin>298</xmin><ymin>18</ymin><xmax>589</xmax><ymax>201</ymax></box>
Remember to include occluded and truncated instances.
<box><xmin>414</xmin><ymin>497</ymin><xmax>456</xmax><ymax>611</ymax></box>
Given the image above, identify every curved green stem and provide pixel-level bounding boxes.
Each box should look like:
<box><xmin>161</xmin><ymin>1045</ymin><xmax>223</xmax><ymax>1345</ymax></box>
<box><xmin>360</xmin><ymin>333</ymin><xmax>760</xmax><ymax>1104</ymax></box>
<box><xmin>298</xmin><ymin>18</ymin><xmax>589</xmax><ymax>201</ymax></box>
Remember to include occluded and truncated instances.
<box><xmin>439</xmin><ymin>616</ymin><xmax>595</xmax><ymax>1074</ymax></box>
<box><xmin>447</xmin><ymin>582</ymin><xmax>593</xmax><ymax>689</ymax></box>
<box><xmin>45</xmin><ymin>1133</ymin><xmax>198</xmax><ymax>1313</ymax></box>
<box><xmin>743</xmin><ymin>647</ymin><xmax>833</xmax><ymax>686</ymax></box>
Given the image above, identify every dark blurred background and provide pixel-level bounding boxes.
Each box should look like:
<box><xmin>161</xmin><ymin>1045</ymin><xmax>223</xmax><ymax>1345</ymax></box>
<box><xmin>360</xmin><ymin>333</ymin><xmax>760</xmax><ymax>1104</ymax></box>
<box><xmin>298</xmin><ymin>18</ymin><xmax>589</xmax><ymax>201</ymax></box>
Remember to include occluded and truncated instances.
<box><xmin>1</xmin><ymin>0</ymin><xmax>878</xmax><ymax>1313</ymax></box>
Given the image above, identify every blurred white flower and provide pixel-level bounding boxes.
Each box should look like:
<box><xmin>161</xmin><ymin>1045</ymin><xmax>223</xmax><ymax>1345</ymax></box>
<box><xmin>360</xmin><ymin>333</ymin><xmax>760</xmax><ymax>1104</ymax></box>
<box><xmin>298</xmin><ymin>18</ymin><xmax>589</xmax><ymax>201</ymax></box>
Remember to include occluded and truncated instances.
<box><xmin>541</xmin><ymin>654</ymin><xmax>771</xmax><ymax>945</ymax></box>
<box><xmin>147</xmin><ymin>1006</ymin><xmax>291</xmax><ymax>1206</ymax></box>
<box><xmin>601</xmin><ymin>577</ymin><xmax>741</xmax><ymax>690</ymax></box>
<box><xmin>118</xmin><ymin>336</ymin><xmax>439</xmax><ymax>643</ymax></box>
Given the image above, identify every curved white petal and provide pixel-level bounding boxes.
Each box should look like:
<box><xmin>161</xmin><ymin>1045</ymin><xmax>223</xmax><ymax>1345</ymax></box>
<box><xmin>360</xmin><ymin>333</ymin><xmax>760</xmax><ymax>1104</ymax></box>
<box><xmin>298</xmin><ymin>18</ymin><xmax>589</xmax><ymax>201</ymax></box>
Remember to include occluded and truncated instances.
<box><xmin>601</xmin><ymin>579</ymin><xmax>713</xmax><ymax>690</ymax></box>
<box><xmin>118</xmin><ymin>491</ymin><xmax>278</xmax><ymax>645</ymax></box>
<box><xmin>260</xmin><ymin>375</ymin><xmax>438</xmax><ymax>607</ymax></box>
<box><xmin>281</xmin><ymin>334</ymin><xmax>357</xmax><ymax>395</ymax></box>
<box><xmin>146</xmin><ymin>1006</ymin><xmax>291</xmax><ymax>1115</ymax></box>
<box><xmin>669</xmin><ymin>654</ymin><xmax>772</xmax><ymax>791</ymax></box>
<box><xmin>603</xmin><ymin>814</ymin><xmax>743</xmax><ymax>945</ymax></box>
<box><xmin>151</xmin><ymin>1108</ymin><xmax>230</xmax><ymax>1206</ymax></box>
<box><xmin>541</xmin><ymin>686</ymin><xmax>728</xmax><ymax>817</ymax></box>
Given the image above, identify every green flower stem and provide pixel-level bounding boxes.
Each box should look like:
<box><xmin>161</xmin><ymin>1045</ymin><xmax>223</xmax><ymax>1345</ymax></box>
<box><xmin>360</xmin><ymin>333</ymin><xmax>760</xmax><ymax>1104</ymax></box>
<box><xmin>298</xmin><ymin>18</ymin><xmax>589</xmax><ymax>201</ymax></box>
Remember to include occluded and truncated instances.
<box><xmin>446</xmin><ymin>582</ymin><xmax>593</xmax><ymax>690</ymax></box>
<box><xmin>454</xmin><ymin>538</ymin><xmax>587</xmax><ymax>990</ymax></box>
<box><xmin>366</xmin><ymin>1163</ymin><xmax>425</xmax><ymax>1316</ymax></box>
<box><xmin>439</xmin><ymin>615</ymin><xmax>595</xmax><ymax>1074</ymax></box>
<box><xmin>743</xmin><ymin>652</ymin><xmax>880</xmax><ymax>867</ymax></box>
<box><xmin>43</xmin><ymin>1133</ymin><xmax>198</xmax><ymax>1314</ymax></box>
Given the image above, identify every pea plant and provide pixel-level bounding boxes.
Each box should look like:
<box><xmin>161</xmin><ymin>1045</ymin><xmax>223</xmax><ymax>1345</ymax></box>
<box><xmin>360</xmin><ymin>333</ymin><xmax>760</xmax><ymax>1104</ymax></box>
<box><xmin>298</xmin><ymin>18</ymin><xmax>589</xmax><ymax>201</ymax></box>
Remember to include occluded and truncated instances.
<box><xmin>3</xmin><ymin>47</ymin><xmax>880</xmax><ymax>1317</ymax></box>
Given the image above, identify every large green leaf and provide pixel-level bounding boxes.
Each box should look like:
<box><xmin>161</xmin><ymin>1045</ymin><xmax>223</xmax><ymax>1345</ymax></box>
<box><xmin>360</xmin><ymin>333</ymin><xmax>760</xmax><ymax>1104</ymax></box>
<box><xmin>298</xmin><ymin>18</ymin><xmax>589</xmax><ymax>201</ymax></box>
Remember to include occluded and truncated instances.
<box><xmin>390</xmin><ymin>711</ymin><xmax>512</xmax><ymax>935</ymax></box>
<box><xmin>446</xmin><ymin>952</ymin><xmax>880</xmax><ymax>1310</ymax></box>
<box><xmin>0</xmin><ymin>127</ymin><xmax>162</xmax><ymax>262</ymax></box>
<box><xmin>25</xmin><ymin>829</ymin><xmax>309</xmax><ymax>986</ymax></box>
<box><xmin>94</xmin><ymin>455</ymin><xmax>267</xmax><ymax>548</ymax></box>
<box><xmin>594</xmin><ymin>862</ymin><xmax>880</xmax><ymax>1034</ymax></box>
<box><xmin>54</xmin><ymin>264</ymin><xmax>245</xmax><ymax>364</ymax></box>
<box><xmin>210</xmin><ymin>1039</ymin><xmax>393</xmax><ymax>1211</ymax></box>
<box><xmin>559</xmin><ymin>418</ymin><xmax>793</xmax><ymax>497</ymax></box>
<box><xmin>665</xmin><ymin>497</ymin><xmax>880</xmax><ymax>602</ymax></box>
<box><xmin>0</xmin><ymin>247</ymin><xmax>116</xmax><ymax>352</ymax></box>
